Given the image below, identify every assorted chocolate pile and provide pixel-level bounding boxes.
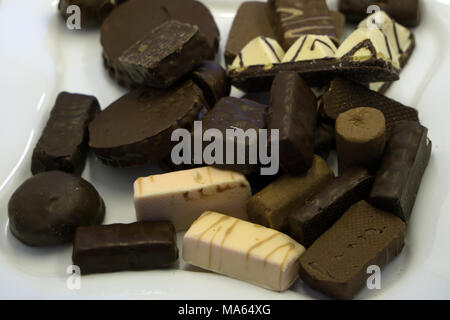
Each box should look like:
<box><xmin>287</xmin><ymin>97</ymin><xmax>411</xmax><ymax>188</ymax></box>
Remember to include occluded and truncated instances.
<box><xmin>7</xmin><ymin>0</ymin><xmax>430</xmax><ymax>300</ymax></box>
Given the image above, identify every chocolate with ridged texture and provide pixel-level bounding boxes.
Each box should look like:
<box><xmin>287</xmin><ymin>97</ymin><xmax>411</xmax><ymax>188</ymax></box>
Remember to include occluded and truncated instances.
<box><xmin>370</xmin><ymin>121</ymin><xmax>432</xmax><ymax>222</ymax></box>
<box><xmin>58</xmin><ymin>0</ymin><xmax>116</xmax><ymax>28</ymax></box>
<box><xmin>191</xmin><ymin>61</ymin><xmax>230</xmax><ymax>108</ymax></box>
<box><xmin>248</xmin><ymin>155</ymin><xmax>334</xmax><ymax>231</ymax></box>
<box><xmin>119</xmin><ymin>21</ymin><xmax>211</xmax><ymax>89</ymax></box>
<box><xmin>336</xmin><ymin>107</ymin><xmax>386</xmax><ymax>173</ymax></box>
<box><xmin>225</xmin><ymin>1</ymin><xmax>277</xmax><ymax>66</ymax></box>
<box><xmin>269</xmin><ymin>72</ymin><xmax>317</xmax><ymax>175</ymax></box>
<box><xmin>8</xmin><ymin>171</ymin><xmax>105</xmax><ymax>247</ymax></box>
<box><xmin>339</xmin><ymin>0</ymin><xmax>420</xmax><ymax>27</ymax></box>
<box><xmin>320</xmin><ymin>77</ymin><xmax>419</xmax><ymax>136</ymax></box>
<box><xmin>101</xmin><ymin>0</ymin><xmax>219</xmax><ymax>88</ymax></box>
<box><xmin>197</xmin><ymin>97</ymin><xmax>267</xmax><ymax>175</ymax></box>
<box><xmin>267</xmin><ymin>0</ymin><xmax>338</xmax><ymax>49</ymax></box>
<box><xmin>288</xmin><ymin>167</ymin><xmax>374</xmax><ymax>247</ymax></box>
<box><xmin>31</xmin><ymin>92</ymin><xmax>100</xmax><ymax>176</ymax></box>
<box><xmin>88</xmin><ymin>80</ymin><xmax>207</xmax><ymax>167</ymax></box>
<box><xmin>299</xmin><ymin>200</ymin><xmax>406</xmax><ymax>300</ymax></box>
<box><xmin>73</xmin><ymin>221</ymin><xmax>178</xmax><ymax>275</ymax></box>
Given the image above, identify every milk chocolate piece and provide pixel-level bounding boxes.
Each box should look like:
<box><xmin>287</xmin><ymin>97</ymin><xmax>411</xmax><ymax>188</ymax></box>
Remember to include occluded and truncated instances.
<box><xmin>89</xmin><ymin>80</ymin><xmax>206</xmax><ymax>167</ymax></box>
<box><xmin>118</xmin><ymin>20</ymin><xmax>211</xmax><ymax>89</ymax></box>
<box><xmin>58</xmin><ymin>0</ymin><xmax>116</xmax><ymax>28</ymax></box>
<box><xmin>197</xmin><ymin>97</ymin><xmax>267</xmax><ymax>175</ymax></box>
<box><xmin>268</xmin><ymin>0</ymin><xmax>338</xmax><ymax>49</ymax></box>
<box><xmin>31</xmin><ymin>92</ymin><xmax>100</xmax><ymax>175</ymax></box>
<box><xmin>339</xmin><ymin>0</ymin><xmax>420</xmax><ymax>27</ymax></box>
<box><xmin>320</xmin><ymin>77</ymin><xmax>419</xmax><ymax>136</ymax></box>
<box><xmin>191</xmin><ymin>61</ymin><xmax>230</xmax><ymax>108</ymax></box>
<box><xmin>336</xmin><ymin>107</ymin><xmax>386</xmax><ymax>173</ymax></box>
<box><xmin>225</xmin><ymin>1</ymin><xmax>277</xmax><ymax>66</ymax></box>
<box><xmin>330</xmin><ymin>10</ymin><xmax>346</xmax><ymax>40</ymax></box>
<box><xmin>8</xmin><ymin>171</ymin><xmax>105</xmax><ymax>246</ymax></box>
<box><xmin>288</xmin><ymin>167</ymin><xmax>374</xmax><ymax>247</ymax></box>
<box><xmin>73</xmin><ymin>221</ymin><xmax>178</xmax><ymax>275</ymax></box>
<box><xmin>248</xmin><ymin>155</ymin><xmax>334</xmax><ymax>231</ymax></box>
<box><xmin>269</xmin><ymin>72</ymin><xmax>317</xmax><ymax>175</ymax></box>
<box><xmin>299</xmin><ymin>200</ymin><xmax>406</xmax><ymax>300</ymax></box>
<box><xmin>183</xmin><ymin>211</ymin><xmax>305</xmax><ymax>292</ymax></box>
<box><xmin>101</xmin><ymin>0</ymin><xmax>219</xmax><ymax>87</ymax></box>
<box><xmin>370</xmin><ymin>121</ymin><xmax>431</xmax><ymax>222</ymax></box>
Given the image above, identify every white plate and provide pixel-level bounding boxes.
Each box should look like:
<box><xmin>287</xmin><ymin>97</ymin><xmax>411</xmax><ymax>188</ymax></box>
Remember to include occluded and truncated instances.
<box><xmin>1</xmin><ymin>0</ymin><xmax>450</xmax><ymax>299</ymax></box>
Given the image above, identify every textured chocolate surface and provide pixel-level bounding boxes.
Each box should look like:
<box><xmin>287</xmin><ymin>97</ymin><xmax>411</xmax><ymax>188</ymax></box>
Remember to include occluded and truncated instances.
<box><xmin>198</xmin><ymin>97</ymin><xmax>267</xmax><ymax>175</ymax></box>
<box><xmin>101</xmin><ymin>0</ymin><xmax>219</xmax><ymax>87</ymax></box>
<box><xmin>89</xmin><ymin>80</ymin><xmax>206</xmax><ymax>167</ymax></box>
<box><xmin>225</xmin><ymin>1</ymin><xmax>277</xmax><ymax>66</ymax></box>
<box><xmin>8</xmin><ymin>171</ymin><xmax>105</xmax><ymax>246</ymax></box>
<box><xmin>299</xmin><ymin>200</ymin><xmax>406</xmax><ymax>300</ymax></box>
<box><xmin>288</xmin><ymin>167</ymin><xmax>374</xmax><ymax>247</ymax></box>
<box><xmin>31</xmin><ymin>92</ymin><xmax>100</xmax><ymax>176</ymax></box>
<box><xmin>248</xmin><ymin>155</ymin><xmax>334</xmax><ymax>231</ymax></box>
<box><xmin>320</xmin><ymin>77</ymin><xmax>419</xmax><ymax>136</ymax></box>
<box><xmin>339</xmin><ymin>0</ymin><xmax>420</xmax><ymax>27</ymax></box>
<box><xmin>119</xmin><ymin>20</ymin><xmax>211</xmax><ymax>89</ymax></box>
<box><xmin>73</xmin><ymin>221</ymin><xmax>178</xmax><ymax>275</ymax></box>
<box><xmin>268</xmin><ymin>0</ymin><xmax>338</xmax><ymax>49</ymax></box>
<box><xmin>370</xmin><ymin>121</ymin><xmax>432</xmax><ymax>222</ymax></box>
<box><xmin>58</xmin><ymin>0</ymin><xmax>116</xmax><ymax>28</ymax></box>
<box><xmin>191</xmin><ymin>61</ymin><xmax>230</xmax><ymax>108</ymax></box>
<box><xmin>269</xmin><ymin>72</ymin><xmax>317</xmax><ymax>175</ymax></box>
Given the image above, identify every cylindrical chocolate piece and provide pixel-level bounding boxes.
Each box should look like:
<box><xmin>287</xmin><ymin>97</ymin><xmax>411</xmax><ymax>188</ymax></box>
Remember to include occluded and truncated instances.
<box><xmin>336</xmin><ymin>107</ymin><xmax>386</xmax><ymax>173</ymax></box>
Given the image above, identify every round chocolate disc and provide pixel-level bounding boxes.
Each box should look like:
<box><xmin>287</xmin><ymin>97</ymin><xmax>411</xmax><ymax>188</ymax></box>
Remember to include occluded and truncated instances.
<box><xmin>8</xmin><ymin>171</ymin><xmax>105</xmax><ymax>246</ymax></box>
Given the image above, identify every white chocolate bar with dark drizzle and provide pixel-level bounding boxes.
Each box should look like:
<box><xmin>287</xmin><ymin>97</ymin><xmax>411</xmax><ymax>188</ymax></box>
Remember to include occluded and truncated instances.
<box><xmin>183</xmin><ymin>211</ymin><xmax>305</xmax><ymax>291</ymax></box>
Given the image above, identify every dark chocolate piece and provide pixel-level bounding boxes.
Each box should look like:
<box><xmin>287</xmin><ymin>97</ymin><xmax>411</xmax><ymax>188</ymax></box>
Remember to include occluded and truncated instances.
<box><xmin>330</xmin><ymin>10</ymin><xmax>346</xmax><ymax>41</ymax></box>
<box><xmin>370</xmin><ymin>121</ymin><xmax>431</xmax><ymax>222</ymax></box>
<box><xmin>225</xmin><ymin>1</ymin><xmax>277</xmax><ymax>66</ymax></box>
<box><xmin>101</xmin><ymin>0</ymin><xmax>219</xmax><ymax>88</ymax></box>
<box><xmin>320</xmin><ymin>77</ymin><xmax>419</xmax><ymax>136</ymax></box>
<box><xmin>247</xmin><ymin>155</ymin><xmax>334</xmax><ymax>231</ymax></box>
<box><xmin>268</xmin><ymin>0</ymin><xmax>338</xmax><ymax>49</ymax></box>
<box><xmin>118</xmin><ymin>20</ymin><xmax>211</xmax><ymax>89</ymax></box>
<box><xmin>191</xmin><ymin>61</ymin><xmax>230</xmax><ymax>108</ymax></box>
<box><xmin>58</xmin><ymin>0</ymin><xmax>116</xmax><ymax>28</ymax></box>
<box><xmin>314</xmin><ymin>123</ymin><xmax>334</xmax><ymax>159</ymax></box>
<box><xmin>89</xmin><ymin>79</ymin><xmax>207</xmax><ymax>167</ymax></box>
<box><xmin>268</xmin><ymin>72</ymin><xmax>317</xmax><ymax>175</ymax></box>
<box><xmin>336</xmin><ymin>107</ymin><xmax>387</xmax><ymax>173</ymax></box>
<box><xmin>73</xmin><ymin>221</ymin><xmax>178</xmax><ymax>275</ymax></box>
<box><xmin>339</xmin><ymin>0</ymin><xmax>420</xmax><ymax>27</ymax></box>
<box><xmin>8</xmin><ymin>171</ymin><xmax>105</xmax><ymax>246</ymax></box>
<box><xmin>288</xmin><ymin>167</ymin><xmax>374</xmax><ymax>247</ymax></box>
<box><xmin>197</xmin><ymin>97</ymin><xmax>267</xmax><ymax>175</ymax></box>
<box><xmin>299</xmin><ymin>200</ymin><xmax>406</xmax><ymax>300</ymax></box>
<box><xmin>31</xmin><ymin>92</ymin><xmax>100</xmax><ymax>176</ymax></box>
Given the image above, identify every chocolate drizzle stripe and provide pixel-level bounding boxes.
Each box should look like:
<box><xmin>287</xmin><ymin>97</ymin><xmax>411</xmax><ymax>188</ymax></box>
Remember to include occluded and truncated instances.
<box><xmin>263</xmin><ymin>242</ymin><xmax>292</xmax><ymax>267</ymax></box>
<box><xmin>290</xmin><ymin>35</ymin><xmax>308</xmax><ymax>62</ymax></box>
<box><xmin>383</xmin><ymin>33</ymin><xmax>393</xmax><ymax>60</ymax></box>
<box><xmin>218</xmin><ymin>219</ymin><xmax>239</xmax><ymax>271</ymax></box>
<box><xmin>262</xmin><ymin>37</ymin><xmax>281</xmax><ymax>62</ymax></box>
<box><xmin>283</xmin><ymin>15</ymin><xmax>333</xmax><ymax>26</ymax></box>
<box><xmin>238</xmin><ymin>52</ymin><xmax>244</xmax><ymax>68</ymax></box>
<box><xmin>208</xmin><ymin>225</ymin><xmax>222</xmax><ymax>268</ymax></box>
<box><xmin>393</xmin><ymin>22</ymin><xmax>403</xmax><ymax>54</ymax></box>
<box><xmin>278</xmin><ymin>244</ymin><xmax>295</xmax><ymax>289</ymax></box>
<box><xmin>245</xmin><ymin>233</ymin><xmax>279</xmax><ymax>267</ymax></box>
<box><xmin>311</xmin><ymin>39</ymin><xmax>335</xmax><ymax>53</ymax></box>
<box><xmin>342</xmin><ymin>39</ymin><xmax>377</xmax><ymax>58</ymax></box>
<box><xmin>197</xmin><ymin>215</ymin><xmax>230</xmax><ymax>243</ymax></box>
<box><xmin>286</xmin><ymin>25</ymin><xmax>336</xmax><ymax>36</ymax></box>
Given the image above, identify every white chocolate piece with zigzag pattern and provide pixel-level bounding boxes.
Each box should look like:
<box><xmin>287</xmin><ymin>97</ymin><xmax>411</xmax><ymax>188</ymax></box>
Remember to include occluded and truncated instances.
<box><xmin>183</xmin><ymin>211</ymin><xmax>305</xmax><ymax>291</ymax></box>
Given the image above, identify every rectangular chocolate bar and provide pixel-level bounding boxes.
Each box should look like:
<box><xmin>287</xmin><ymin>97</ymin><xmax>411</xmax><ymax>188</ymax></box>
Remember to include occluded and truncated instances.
<box><xmin>247</xmin><ymin>155</ymin><xmax>334</xmax><ymax>231</ymax></box>
<box><xmin>269</xmin><ymin>72</ymin><xmax>317</xmax><ymax>175</ymax></box>
<box><xmin>31</xmin><ymin>92</ymin><xmax>100</xmax><ymax>175</ymax></box>
<box><xmin>339</xmin><ymin>0</ymin><xmax>420</xmax><ymax>27</ymax></box>
<box><xmin>299</xmin><ymin>200</ymin><xmax>406</xmax><ymax>300</ymax></box>
<box><xmin>288</xmin><ymin>167</ymin><xmax>374</xmax><ymax>247</ymax></box>
<box><xmin>119</xmin><ymin>20</ymin><xmax>210</xmax><ymax>88</ymax></box>
<box><xmin>72</xmin><ymin>221</ymin><xmax>178</xmax><ymax>275</ymax></box>
<box><xmin>183</xmin><ymin>211</ymin><xmax>305</xmax><ymax>292</ymax></box>
<box><xmin>268</xmin><ymin>0</ymin><xmax>338</xmax><ymax>49</ymax></box>
<box><xmin>370</xmin><ymin>121</ymin><xmax>432</xmax><ymax>222</ymax></box>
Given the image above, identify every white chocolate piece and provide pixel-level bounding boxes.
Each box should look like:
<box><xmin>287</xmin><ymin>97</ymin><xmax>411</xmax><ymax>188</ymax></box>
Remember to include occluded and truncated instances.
<box><xmin>283</xmin><ymin>35</ymin><xmax>337</xmax><ymax>63</ymax></box>
<box><xmin>335</xmin><ymin>28</ymin><xmax>397</xmax><ymax>68</ymax></box>
<box><xmin>134</xmin><ymin>167</ymin><xmax>251</xmax><ymax>231</ymax></box>
<box><xmin>183</xmin><ymin>211</ymin><xmax>305</xmax><ymax>291</ymax></box>
<box><xmin>230</xmin><ymin>36</ymin><xmax>285</xmax><ymax>71</ymax></box>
